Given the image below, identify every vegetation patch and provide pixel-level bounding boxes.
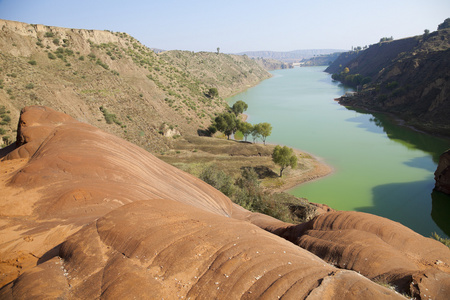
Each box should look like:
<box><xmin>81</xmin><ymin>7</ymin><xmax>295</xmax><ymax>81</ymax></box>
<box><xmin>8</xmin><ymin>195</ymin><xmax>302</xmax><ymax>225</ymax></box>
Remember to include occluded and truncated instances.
<box><xmin>431</xmin><ymin>232</ymin><xmax>450</xmax><ymax>248</ymax></box>
<box><xmin>100</xmin><ymin>106</ymin><xmax>122</xmax><ymax>125</ymax></box>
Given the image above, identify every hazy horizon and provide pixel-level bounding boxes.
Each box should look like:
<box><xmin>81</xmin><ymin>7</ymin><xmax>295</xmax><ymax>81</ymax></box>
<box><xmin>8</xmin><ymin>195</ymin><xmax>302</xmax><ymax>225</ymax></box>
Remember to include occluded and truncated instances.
<box><xmin>0</xmin><ymin>0</ymin><xmax>448</xmax><ymax>53</ymax></box>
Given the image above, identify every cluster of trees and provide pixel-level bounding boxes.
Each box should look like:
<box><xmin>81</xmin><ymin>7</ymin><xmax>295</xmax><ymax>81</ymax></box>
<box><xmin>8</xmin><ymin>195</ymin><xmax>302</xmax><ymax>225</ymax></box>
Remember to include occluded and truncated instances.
<box><xmin>209</xmin><ymin>100</ymin><xmax>273</xmax><ymax>145</ymax></box>
<box><xmin>331</xmin><ymin>67</ymin><xmax>371</xmax><ymax>88</ymax></box>
<box><xmin>379</xmin><ymin>36</ymin><xmax>394</xmax><ymax>43</ymax></box>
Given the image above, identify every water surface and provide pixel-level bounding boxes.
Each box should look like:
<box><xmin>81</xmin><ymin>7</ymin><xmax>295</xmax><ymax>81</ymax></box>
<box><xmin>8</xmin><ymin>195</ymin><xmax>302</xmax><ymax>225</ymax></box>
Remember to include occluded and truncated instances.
<box><xmin>228</xmin><ymin>66</ymin><xmax>450</xmax><ymax>238</ymax></box>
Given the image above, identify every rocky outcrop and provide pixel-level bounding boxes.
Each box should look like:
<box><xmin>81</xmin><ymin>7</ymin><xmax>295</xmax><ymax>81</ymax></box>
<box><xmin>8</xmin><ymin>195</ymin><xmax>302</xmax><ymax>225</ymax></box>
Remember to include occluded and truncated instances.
<box><xmin>328</xmin><ymin>29</ymin><xmax>450</xmax><ymax>136</ymax></box>
<box><xmin>435</xmin><ymin>149</ymin><xmax>450</xmax><ymax>194</ymax></box>
<box><xmin>1</xmin><ymin>106</ymin><xmax>449</xmax><ymax>299</ymax></box>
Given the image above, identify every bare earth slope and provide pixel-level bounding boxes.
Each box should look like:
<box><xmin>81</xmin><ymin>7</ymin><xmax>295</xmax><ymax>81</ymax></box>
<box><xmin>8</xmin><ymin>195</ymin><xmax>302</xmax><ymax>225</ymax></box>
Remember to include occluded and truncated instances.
<box><xmin>0</xmin><ymin>19</ymin><xmax>271</xmax><ymax>151</ymax></box>
<box><xmin>1</xmin><ymin>106</ymin><xmax>450</xmax><ymax>299</ymax></box>
<box><xmin>327</xmin><ymin>29</ymin><xmax>450</xmax><ymax>135</ymax></box>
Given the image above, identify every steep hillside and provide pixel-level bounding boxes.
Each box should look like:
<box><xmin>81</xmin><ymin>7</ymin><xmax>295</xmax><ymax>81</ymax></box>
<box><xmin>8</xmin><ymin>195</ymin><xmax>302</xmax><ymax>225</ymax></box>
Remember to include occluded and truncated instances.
<box><xmin>327</xmin><ymin>28</ymin><xmax>450</xmax><ymax>135</ymax></box>
<box><xmin>0</xmin><ymin>19</ymin><xmax>271</xmax><ymax>151</ymax></box>
<box><xmin>300</xmin><ymin>52</ymin><xmax>342</xmax><ymax>66</ymax></box>
<box><xmin>237</xmin><ymin>49</ymin><xmax>345</xmax><ymax>63</ymax></box>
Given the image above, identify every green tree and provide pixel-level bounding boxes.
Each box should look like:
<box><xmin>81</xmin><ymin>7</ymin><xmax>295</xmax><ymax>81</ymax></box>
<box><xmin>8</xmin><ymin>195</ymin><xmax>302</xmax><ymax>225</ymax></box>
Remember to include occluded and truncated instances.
<box><xmin>272</xmin><ymin>145</ymin><xmax>298</xmax><ymax>177</ymax></box>
<box><xmin>208</xmin><ymin>87</ymin><xmax>219</xmax><ymax>98</ymax></box>
<box><xmin>239</xmin><ymin>122</ymin><xmax>253</xmax><ymax>142</ymax></box>
<box><xmin>251</xmin><ymin>123</ymin><xmax>261</xmax><ymax>143</ymax></box>
<box><xmin>257</xmin><ymin>122</ymin><xmax>272</xmax><ymax>145</ymax></box>
<box><xmin>231</xmin><ymin>100</ymin><xmax>248</xmax><ymax>116</ymax></box>
<box><xmin>214</xmin><ymin>112</ymin><xmax>239</xmax><ymax>139</ymax></box>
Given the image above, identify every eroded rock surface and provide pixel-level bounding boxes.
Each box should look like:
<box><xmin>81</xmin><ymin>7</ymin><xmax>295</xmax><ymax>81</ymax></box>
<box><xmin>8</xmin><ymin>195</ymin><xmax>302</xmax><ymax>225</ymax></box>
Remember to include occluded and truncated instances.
<box><xmin>435</xmin><ymin>149</ymin><xmax>450</xmax><ymax>194</ymax></box>
<box><xmin>1</xmin><ymin>106</ymin><xmax>449</xmax><ymax>299</ymax></box>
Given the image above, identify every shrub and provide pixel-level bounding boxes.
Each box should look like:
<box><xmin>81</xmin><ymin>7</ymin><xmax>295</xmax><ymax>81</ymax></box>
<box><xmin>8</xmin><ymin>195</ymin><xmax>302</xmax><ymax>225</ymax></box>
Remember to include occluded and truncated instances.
<box><xmin>0</xmin><ymin>114</ymin><xmax>11</xmax><ymax>125</ymax></box>
<box><xmin>208</xmin><ymin>87</ymin><xmax>219</xmax><ymax>98</ymax></box>
<box><xmin>28</xmin><ymin>60</ymin><xmax>37</xmax><ymax>65</ymax></box>
<box><xmin>100</xmin><ymin>106</ymin><xmax>121</xmax><ymax>125</ymax></box>
<box><xmin>53</xmin><ymin>38</ymin><xmax>60</xmax><ymax>45</ymax></box>
<box><xmin>0</xmin><ymin>128</ymin><xmax>6</xmax><ymax>135</ymax></box>
<box><xmin>431</xmin><ymin>232</ymin><xmax>450</xmax><ymax>248</ymax></box>
<box><xmin>44</xmin><ymin>32</ymin><xmax>54</xmax><ymax>38</ymax></box>
<box><xmin>199</xmin><ymin>165</ymin><xmax>235</xmax><ymax>197</ymax></box>
<box><xmin>25</xmin><ymin>83</ymin><xmax>34</xmax><ymax>89</ymax></box>
<box><xmin>386</xmin><ymin>81</ymin><xmax>399</xmax><ymax>90</ymax></box>
<box><xmin>48</xmin><ymin>53</ymin><xmax>56</xmax><ymax>60</ymax></box>
<box><xmin>2</xmin><ymin>136</ymin><xmax>11</xmax><ymax>145</ymax></box>
<box><xmin>79</xmin><ymin>56</ymin><xmax>85</xmax><ymax>61</ymax></box>
<box><xmin>96</xmin><ymin>59</ymin><xmax>109</xmax><ymax>70</ymax></box>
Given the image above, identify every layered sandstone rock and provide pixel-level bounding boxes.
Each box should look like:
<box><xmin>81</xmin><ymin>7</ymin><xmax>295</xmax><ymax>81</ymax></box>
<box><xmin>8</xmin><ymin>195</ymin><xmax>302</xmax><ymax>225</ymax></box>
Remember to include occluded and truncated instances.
<box><xmin>1</xmin><ymin>106</ymin><xmax>449</xmax><ymax>299</ymax></box>
<box><xmin>435</xmin><ymin>149</ymin><xmax>450</xmax><ymax>194</ymax></box>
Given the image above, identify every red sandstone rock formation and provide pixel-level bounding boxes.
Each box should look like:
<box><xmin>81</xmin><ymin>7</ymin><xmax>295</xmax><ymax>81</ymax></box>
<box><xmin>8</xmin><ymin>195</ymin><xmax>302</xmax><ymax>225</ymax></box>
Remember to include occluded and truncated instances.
<box><xmin>435</xmin><ymin>149</ymin><xmax>450</xmax><ymax>194</ymax></box>
<box><xmin>0</xmin><ymin>106</ymin><xmax>449</xmax><ymax>299</ymax></box>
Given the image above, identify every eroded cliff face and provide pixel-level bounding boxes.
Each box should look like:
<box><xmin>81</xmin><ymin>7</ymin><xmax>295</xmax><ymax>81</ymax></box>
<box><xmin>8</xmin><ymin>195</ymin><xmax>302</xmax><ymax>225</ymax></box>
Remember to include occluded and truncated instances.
<box><xmin>328</xmin><ymin>29</ymin><xmax>450</xmax><ymax>136</ymax></box>
<box><xmin>1</xmin><ymin>106</ymin><xmax>449</xmax><ymax>299</ymax></box>
<box><xmin>435</xmin><ymin>149</ymin><xmax>450</xmax><ymax>194</ymax></box>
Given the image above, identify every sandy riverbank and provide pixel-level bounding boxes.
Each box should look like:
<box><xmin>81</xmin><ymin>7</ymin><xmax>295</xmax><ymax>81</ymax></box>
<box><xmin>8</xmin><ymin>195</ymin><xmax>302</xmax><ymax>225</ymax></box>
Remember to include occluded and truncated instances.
<box><xmin>268</xmin><ymin>148</ymin><xmax>334</xmax><ymax>193</ymax></box>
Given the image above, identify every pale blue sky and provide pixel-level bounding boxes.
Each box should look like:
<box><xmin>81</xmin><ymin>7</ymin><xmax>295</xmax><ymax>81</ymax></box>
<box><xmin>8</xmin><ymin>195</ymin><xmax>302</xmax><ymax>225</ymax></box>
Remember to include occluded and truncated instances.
<box><xmin>0</xmin><ymin>0</ymin><xmax>448</xmax><ymax>53</ymax></box>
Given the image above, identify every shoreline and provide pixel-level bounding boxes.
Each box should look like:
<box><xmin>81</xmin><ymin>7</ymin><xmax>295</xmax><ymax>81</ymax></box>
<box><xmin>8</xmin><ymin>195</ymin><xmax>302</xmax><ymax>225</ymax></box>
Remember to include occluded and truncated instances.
<box><xmin>269</xmin><ymin>146</ymin><xmax>334</xmax><ymax>194</ymax></box>
<box><xmin>338</xmin><ymin>98</ymin><xmax>450</xmax><ymax>140</ymax></box>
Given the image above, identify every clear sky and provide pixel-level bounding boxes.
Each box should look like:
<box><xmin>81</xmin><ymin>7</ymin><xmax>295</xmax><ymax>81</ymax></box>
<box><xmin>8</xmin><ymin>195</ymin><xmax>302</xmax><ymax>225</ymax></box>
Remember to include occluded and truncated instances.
<box><xmin>0</xmin><ymin>0</ymin><xmax>448</xmax><ymax>53</ymax></box>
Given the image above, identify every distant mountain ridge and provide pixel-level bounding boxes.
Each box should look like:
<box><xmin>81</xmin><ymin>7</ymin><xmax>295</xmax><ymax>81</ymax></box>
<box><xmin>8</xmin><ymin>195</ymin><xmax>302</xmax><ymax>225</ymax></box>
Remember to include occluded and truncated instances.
<box><xmin>236</xmin><ymin>49</ymin><xmax>345</xmax><ymax>63</ymax></box>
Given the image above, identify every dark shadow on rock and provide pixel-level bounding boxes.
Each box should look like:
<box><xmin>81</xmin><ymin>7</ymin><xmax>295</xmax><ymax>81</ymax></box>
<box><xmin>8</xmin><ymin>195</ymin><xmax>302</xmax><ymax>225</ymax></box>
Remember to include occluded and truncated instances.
<box><xmin>37</xmin><ymin>243</ymin><xmax>62</xmax><ymax>265</ymax></box>
<box><xmin>0</xmin><ymin>142</ymin><xmax>17</xmax><ymax>159</ymax></box>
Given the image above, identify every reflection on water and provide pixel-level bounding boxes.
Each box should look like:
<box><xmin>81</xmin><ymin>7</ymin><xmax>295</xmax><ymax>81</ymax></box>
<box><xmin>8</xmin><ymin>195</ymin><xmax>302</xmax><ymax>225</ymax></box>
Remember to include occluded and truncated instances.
<box><xmin>431</xmin><ymin>191</ymin><xmax>450</xmax><ymax>237</ymax></box>
<box><xmin>229</xmin><ymin>67</ymin><xmax>450</xmax><ymax>238</ymax></box>
<box><xmin>345</xmin><ymin>108</ymin><xmax>450</xmax><ymax>237</ymax></box>
<box><xmin>347</xmin><ymin>107</ymin><xmax>450</xmax><ymax>163</ymax></box>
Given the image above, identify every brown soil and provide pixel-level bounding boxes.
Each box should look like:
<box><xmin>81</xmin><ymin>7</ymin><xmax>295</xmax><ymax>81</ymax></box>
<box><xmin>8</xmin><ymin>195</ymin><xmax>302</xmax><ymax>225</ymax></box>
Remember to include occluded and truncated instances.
<box><xmin>1</xmin><ymin>106</ymin><xmax>449</xmax><ymax>299</ymax></box>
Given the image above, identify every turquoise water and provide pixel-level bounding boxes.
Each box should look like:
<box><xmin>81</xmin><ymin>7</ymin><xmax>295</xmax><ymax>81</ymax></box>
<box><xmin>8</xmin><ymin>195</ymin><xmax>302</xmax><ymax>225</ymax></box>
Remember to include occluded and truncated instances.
<box><xmin>228</xmin><ymin>66</ymin><xmax>450</xmax><ymax>238</ymax></box>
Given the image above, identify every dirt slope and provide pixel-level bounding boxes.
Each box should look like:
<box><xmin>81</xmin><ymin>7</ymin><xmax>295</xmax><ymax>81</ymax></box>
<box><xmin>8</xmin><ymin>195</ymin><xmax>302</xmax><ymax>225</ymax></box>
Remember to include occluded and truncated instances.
<box><xmin>0</xmin><ymin>19</ymin><xmax>271</xmax><ymax>151</ymax></box>
<box><xmin>327</xmin><ymin>29</ymin><xmax>450</xmax><ymax>135</ymax></box>
<box><xmin>0</xmin><ymin>106</ymin><xmax>449</xmax><ymax>299</ymax></box>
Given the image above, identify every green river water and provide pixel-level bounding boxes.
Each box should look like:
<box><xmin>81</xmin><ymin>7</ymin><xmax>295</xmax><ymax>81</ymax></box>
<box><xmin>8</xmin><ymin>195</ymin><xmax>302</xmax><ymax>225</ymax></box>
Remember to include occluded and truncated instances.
<box><xmin>227</xmin><ymin>66</ymin><xmax>450</xmax><ymax>238</ymax></box>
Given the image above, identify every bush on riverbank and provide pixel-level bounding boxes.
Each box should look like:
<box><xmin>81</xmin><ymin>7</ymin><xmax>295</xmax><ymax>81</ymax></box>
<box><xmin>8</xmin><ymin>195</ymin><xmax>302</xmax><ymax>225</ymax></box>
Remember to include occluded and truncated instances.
<box><xmin>199</xmin><ymin>164</ymin><xmax>316</xmax><ymax>223</ymax></box>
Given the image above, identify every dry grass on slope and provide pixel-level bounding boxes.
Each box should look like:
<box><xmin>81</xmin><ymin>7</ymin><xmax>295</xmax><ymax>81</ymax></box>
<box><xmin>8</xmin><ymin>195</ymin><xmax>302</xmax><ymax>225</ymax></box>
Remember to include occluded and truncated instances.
<box><xmin>0</xmin><ymin>20</ymin><xmax>270</xmax><ymax>152</ymax></box>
